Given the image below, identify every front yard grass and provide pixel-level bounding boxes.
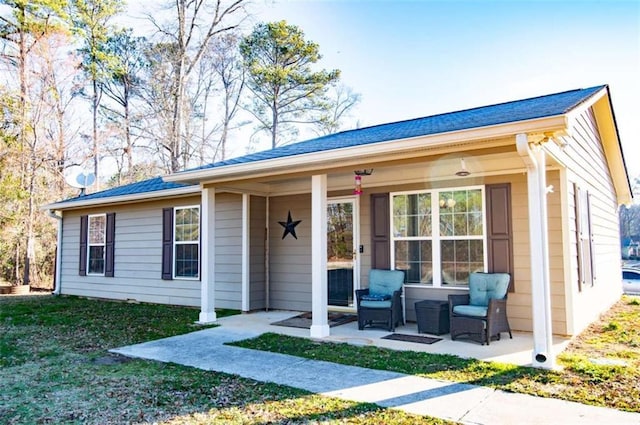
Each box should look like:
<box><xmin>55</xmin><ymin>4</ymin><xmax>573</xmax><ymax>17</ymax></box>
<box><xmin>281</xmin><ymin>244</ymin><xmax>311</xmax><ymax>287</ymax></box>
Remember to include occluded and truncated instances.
<box><xmin>0</xmin><ymin>295</ymin><xmax>452</xmax><ymax>424</ymax></box>
<box><xmin>231</xmin><ymin>296</ymin><xmax>640</xmax><ymax>413</ymax></box>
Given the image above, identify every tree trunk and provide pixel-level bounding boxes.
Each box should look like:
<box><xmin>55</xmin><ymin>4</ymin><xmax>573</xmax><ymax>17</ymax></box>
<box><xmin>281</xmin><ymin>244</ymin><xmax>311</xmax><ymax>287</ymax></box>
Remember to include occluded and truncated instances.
<box><xmin>93</xmin><ymin>78</ymin><xmax>100</xmax><ymax>191</ymax></box>
<box><xmin>124</xmin><ymin>83</ymin><xmax>132</xmax><ymax>180</ymax></box>
<box><xmin>271</xmin><ymin>99</ymin><xmax>278</xmax><ymax>149</ymax></box>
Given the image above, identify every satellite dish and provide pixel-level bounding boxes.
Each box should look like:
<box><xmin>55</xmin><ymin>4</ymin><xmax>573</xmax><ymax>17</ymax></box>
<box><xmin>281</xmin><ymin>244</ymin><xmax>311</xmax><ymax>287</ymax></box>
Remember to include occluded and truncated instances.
<box><xmin>76</xmin><ymin>172</ymin><xmax>96</xmax><ymax>188</ymax></box>
<box><xmin>64</xmin><ymin>167</ymin><xmax>96</xmax><ymax>195</ymax></box>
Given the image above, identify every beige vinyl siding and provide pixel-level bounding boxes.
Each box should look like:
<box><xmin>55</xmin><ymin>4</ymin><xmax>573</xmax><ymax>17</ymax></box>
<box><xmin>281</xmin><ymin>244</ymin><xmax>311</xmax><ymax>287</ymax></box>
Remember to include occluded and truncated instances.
<box><xmin>60</xmin><ymin>193</ymin><xmax>245</xmax><ymax>310</ymax></box>
<box><xmin>505</xmin><ymin>171</ymin><xmax>567</xmax><ymax>334</ymax></box>
<box><xmin>214</xmin><ymin>193</ymin><xmax>243</xmax><ymax>310</ymax></box>
<box><xmin>268</xmin><ymin>194</ymin><xmax>312</xmax><ymax>311</ymax></box>
<box><xmin>561</xmin><ymin>107</ymin><xmax>622</xmax><ymax>335</ymax></box>
<box><xmin>60</xmin><ymin>196</ymin><xmax>202</xmax><ymax>307</ymax></box>
<box><xmin>250</xmin><ymin>195</ymin><xmax>266</xmax><ymax>310</ymax></box>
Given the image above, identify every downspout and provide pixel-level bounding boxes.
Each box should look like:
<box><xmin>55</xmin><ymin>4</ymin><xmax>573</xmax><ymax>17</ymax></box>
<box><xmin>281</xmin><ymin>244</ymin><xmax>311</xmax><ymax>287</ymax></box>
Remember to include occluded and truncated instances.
<box><xmin>516</xmin><ymin>133</ymin><xmax>555</xmax><ymax>369</ymax></box>
<box><xmin>47</xmin><ymin>209</ymin><xmax>63</xmax><ymax>295</ymax></box>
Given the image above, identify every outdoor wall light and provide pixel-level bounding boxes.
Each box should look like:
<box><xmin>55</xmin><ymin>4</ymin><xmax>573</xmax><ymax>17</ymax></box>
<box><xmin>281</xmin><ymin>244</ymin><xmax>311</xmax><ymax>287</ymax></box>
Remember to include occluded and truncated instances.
<box><xmin>455</xmin><ymin>158</ymin><xmax>471</xmax><ymax>177</ymax></box>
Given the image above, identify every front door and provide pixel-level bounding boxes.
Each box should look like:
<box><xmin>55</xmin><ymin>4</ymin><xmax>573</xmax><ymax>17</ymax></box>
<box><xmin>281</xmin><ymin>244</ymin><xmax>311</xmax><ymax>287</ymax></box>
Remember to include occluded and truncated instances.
<box><xmin>327</xmin><ymin>197</ymin><xmax>359</xmax><ymax>308</ymax></box>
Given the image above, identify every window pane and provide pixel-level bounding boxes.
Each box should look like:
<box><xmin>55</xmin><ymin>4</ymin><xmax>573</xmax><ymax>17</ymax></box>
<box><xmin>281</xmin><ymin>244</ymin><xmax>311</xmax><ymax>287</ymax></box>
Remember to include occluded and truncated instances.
<box><xmin>468</xmin><ymin>189</ymin><xmax>482</xmax><ymax>212</ymax></box>
<box><xmin>89</xmin><ymin>216</ymin><xmax>105</xmax><ymax>244</ymax></box>
<box><xmin>453</xmin><ymin>191</ymin><xmax>467</xmax><ymax>212</ymax></box>
<box><xmin>418</xmin><ymin>193</ymin><xmax>431</xmax><ymax>215</ymax></box>
<box><xmin>88</xmin><ymin>246</ymin><xmax>104</xmax><ymax>274</ymax></box>
<box><xmin>393</xmin><ymin>193</ymin><xmax>431</xmax><ymax>237</ymax></box>
<box><xmin>441</xmin><ymin>239</ymin><xmax>484</xmax><ymax>286</ymax></box>
<box><xmin>440</xmin><ymin>213</ymin><xmax>454</xmax><ymax>236</ymax></box>
<box><xmin>419</xmin><ymin>216</ymin><xmax>431</xmax><ymax>235</ymax></box>
<box><xmin>470</xmin><ymin>240</ymin><xmax>484</xmax><ymax>262</ymax></box>
<box><xmin>393</xmin><ymin>194</ymin><xmax>407</xmax><ymax>217</ymax></box>
<box><xmin>440</xmin><ymin>189</ymin><xmax>483</xmax><ymax>237</ymax></box>
<box><xmin>469</xmin><ymin>212</ymin><xmax>483</xmax><ymax>235</ymax></box>
<box><xmin>393</xmin><ymin>216</ymin><xmax>407</xmax><ymax>238</ymax></box>
<box><xmin>175</xmin><ymin>244</ymin><xmax>199</xmax><ymax>278</ymax></box>
<box><xmin>395</xmin><ymin>240</ymin><xmax>432</xmax><ymax>284</ymax></box>
<box><xmin>175</xmin><ymin>208</ymin><xmax>199</xmax><ymax>242</ymax></box>
<box><xmin>454</xmin><ymin>214</ymin><xmax>467</xmax><ymax>235</ymax></box>
<box><xmin>441</xmin><ymin>240</ymin><xmax>454</xmax><ymax>262</ymax></box>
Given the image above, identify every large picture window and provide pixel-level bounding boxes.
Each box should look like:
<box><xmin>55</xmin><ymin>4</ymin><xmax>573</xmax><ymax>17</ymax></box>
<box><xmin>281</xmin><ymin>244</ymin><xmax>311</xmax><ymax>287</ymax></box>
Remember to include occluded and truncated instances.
<box><xmin>391</xmin><ymin>187</ymin><xmax>486</xmax><ymax>287</ymax></box>
<box><xmin>87</xmin><ymin>214</ymin><xmax>106</xmax><ymax>275</ymax></box>
<box><xmin>173</xmin><ymin>206</ymin><xmax>200</xmax><ymax>279</ymax></box>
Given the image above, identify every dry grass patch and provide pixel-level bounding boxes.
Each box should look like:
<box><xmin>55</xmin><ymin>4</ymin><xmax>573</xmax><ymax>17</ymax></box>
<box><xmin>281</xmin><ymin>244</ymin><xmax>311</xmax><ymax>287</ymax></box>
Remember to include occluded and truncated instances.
<box><xmin>0</xmin><ymin>295</ymin><xmax>453</xmax><ymax>424</ymax></box>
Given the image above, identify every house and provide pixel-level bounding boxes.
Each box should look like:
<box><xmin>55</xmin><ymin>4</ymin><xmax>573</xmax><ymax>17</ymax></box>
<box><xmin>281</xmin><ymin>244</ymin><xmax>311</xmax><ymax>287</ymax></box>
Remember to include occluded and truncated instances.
<box><xmin>45</xmin><ymin>85</ymin><xmax>631</xmax><ymax>368</ymax></box>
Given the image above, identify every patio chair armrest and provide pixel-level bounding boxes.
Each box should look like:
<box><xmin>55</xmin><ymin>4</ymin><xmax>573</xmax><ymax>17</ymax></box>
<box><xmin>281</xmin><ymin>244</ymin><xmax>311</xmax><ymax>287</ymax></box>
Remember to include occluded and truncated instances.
<box><xmin>487</xmin><ymin>297</ymin><xmax>508</xmax><ymax>319</ymax></box>
<box><xmin>355</xmin><ymin>288</ymin><xmax>370</xmax><ymax>304</ymax></box>
<box><xmin>391</xmin><ymin>289</ymin><xmax>402</xmax><ymax>302</ymax></box>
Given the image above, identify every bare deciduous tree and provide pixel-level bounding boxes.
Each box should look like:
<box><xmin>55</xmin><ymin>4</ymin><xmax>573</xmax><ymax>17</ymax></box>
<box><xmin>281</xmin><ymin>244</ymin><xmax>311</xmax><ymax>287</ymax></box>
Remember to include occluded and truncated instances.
<box><xmin>148</xmin><ymin>0</ymin><xmax>249</xmax><ymax>172</ymax></box>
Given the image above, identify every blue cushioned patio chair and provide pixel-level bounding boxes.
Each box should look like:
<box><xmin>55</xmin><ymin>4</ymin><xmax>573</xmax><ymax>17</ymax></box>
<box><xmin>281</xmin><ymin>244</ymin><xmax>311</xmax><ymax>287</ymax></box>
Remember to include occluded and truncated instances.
<box><xmin>448</xmin><ymin>272</ymin><xmax>512</xmax><ymax>345</ymax></box>
<box><xmin>356</xmin><ymin>269</ymin><xmax>405</xmax><ymax>331</ymax></box>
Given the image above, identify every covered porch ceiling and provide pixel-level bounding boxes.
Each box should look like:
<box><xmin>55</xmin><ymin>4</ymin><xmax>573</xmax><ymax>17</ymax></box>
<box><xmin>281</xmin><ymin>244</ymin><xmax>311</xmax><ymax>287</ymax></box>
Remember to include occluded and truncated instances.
<box><xmin>209</xmin><ymin>143</ymin><xmax>563</xmax><ymax>196</ymax></box>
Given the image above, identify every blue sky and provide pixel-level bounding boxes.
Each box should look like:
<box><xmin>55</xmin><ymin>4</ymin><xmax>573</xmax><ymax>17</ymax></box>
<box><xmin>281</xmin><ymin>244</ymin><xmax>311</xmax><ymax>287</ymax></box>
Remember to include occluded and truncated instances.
<box><xmin>130</xmin><ymin>0</ymin><xmax>640</xmax><ymax>176</ymax></box>
<box><xmin>251</xmin><ymin>0</ymin><xmax>640</xmax><ymax>174</ymax></box>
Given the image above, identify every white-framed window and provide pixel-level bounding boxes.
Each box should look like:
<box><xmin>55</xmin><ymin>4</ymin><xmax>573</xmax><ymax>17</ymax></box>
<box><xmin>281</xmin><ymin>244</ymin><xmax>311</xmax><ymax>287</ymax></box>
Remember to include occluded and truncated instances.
<box><xmin>87</xmin><ymin>214</ymin><xmax>106</xmax><ymax>275</ymax></box>
<box><xmin>391</xmin><ymin>186</ymin><xmax>486</xmax><ymax>287</ymax></box>
<box><xmin>173</xmin><ymin>206</ymin><xmax>200</xmax><ymax>279</ymax></box>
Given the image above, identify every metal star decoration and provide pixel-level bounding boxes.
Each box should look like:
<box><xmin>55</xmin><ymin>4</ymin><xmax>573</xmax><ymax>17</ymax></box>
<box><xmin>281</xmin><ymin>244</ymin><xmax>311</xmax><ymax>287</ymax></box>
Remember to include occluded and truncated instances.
<box><xmin>279</xmin><ymin>210</ymin><xmax>302</xmax><ymax>240</ymax></box>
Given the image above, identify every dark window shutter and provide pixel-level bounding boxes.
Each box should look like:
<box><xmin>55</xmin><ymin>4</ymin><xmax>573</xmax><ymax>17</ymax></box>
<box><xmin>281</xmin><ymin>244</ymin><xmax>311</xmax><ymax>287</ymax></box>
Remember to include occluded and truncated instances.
<box><xmin>486</xmin><ymin>183</ymin><xmax>514</xmax><ymax>291</ymax></box>
<box><xmin>371</xmin><ymin>193</ymin><xmax>390</xmax><ymax>270</ymax></box>
<box><xmin>162</xmin><ymin>208</ymin><xmax>174</xmax><ymax>280</ymax></box>
<box><xmin>104</xmin><ymin>213</ymin><xmax>116</xmax><ymax>277</ymax></box>
<box><xmin>79</xmin><ymin>215</ymin><xmax>88</xmax><ymax>276</ymax></box>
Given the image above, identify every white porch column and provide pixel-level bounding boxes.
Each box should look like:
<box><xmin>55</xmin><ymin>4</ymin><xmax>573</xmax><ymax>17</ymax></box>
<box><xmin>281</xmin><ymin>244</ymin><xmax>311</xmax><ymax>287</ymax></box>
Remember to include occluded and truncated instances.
<box><xmin>516</xmin><ymin>133</ymin><xmax>555</xmax><ymax>369</ymax></box>
<box><xmin>199</xmin><ymin>187</ymin><xmax>217</xmax><ymax>323</ymax></box>
<box><xmin>241</xmin><ymin>193</ymin><xmax>250</xmax><ymax>312</ymax></box>
<box><xmin>310</xmin><ymin>174</ymin><xmax>330</xmax><ymax>338</ymax></box>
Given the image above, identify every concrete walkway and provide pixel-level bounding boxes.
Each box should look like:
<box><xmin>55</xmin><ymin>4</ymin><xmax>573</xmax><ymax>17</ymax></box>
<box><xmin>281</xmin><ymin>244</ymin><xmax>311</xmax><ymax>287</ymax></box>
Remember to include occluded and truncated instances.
<box><xmin>111</xmin><ymin>326</ymin><xmax>640</xmax><ymax>425</ymax></box>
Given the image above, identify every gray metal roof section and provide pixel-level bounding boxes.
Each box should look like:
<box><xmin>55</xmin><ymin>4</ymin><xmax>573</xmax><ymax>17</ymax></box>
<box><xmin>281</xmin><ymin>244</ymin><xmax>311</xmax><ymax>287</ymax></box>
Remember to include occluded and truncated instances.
<box><xmin>56</xmin><ymin>85</ymin><xmax>605</xmax><ymax>204</ymax></box>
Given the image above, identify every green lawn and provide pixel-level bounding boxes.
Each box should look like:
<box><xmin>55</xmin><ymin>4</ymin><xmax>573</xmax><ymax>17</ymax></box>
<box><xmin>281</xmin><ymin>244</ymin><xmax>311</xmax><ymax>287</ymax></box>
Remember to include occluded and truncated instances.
<box><xmin>231</xmin><ymin>296</ymin><xmax>640</xmax><ymax>413</ymax></box>
<box><xmin>0</xmin><ymin>295</ymin><xmax>452</xmax><ymax>424</ymax></box>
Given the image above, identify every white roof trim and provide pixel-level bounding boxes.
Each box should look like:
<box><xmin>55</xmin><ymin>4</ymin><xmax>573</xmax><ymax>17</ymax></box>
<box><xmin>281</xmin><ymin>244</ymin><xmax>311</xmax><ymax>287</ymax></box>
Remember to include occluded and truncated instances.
<box><xmin>165</xmin><ymin>114</ymin><xmax>569</xmax><ymax>185</ymax></box>
<box><xmin>42</xmin><ymin>185</ymin><xmax>200</xmax><ymax>211</ymax></box>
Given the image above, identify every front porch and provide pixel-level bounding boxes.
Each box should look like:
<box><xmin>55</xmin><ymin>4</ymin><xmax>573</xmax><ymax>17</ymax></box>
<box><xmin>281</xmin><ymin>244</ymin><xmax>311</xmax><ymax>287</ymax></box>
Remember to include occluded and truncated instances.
<box><xmin>195</xmin><ymin>135</ymin><xmax>569</xmax><ymax>369</ymax></box>
<box><xmin>214</xmin><ymin>310</ymin><xmax>572</xmax><ymax>367</ymax></box>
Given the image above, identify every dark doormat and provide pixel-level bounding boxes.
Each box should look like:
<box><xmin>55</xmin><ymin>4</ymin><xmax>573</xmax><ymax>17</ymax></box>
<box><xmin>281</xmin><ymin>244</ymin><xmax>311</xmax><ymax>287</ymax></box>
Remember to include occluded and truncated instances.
<box><xmin>271</xmin><ymin>312</ymin><xmax>357</xmax><ymax>329</ymax></box>
<box><xmin>382</xmin><ymin>333</ymin><xmax>442</xmax><ymax>344</ymax></box>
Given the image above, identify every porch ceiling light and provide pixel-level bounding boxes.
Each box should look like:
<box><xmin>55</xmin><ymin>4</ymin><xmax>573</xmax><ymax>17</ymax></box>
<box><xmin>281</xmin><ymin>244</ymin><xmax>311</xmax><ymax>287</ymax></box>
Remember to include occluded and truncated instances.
<box><xmin>455</xmin><ymin>158</ymin><xmax>471</xmax><ymax>177</ymax></box>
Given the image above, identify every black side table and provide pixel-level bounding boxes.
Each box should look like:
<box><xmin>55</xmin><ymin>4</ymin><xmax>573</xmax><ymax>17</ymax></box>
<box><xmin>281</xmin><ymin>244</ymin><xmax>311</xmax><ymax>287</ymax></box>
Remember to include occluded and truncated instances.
<box><xmin>415</xmin><ymin>300</ymin><xmax>450</xmax><ymax>335</ymax></box>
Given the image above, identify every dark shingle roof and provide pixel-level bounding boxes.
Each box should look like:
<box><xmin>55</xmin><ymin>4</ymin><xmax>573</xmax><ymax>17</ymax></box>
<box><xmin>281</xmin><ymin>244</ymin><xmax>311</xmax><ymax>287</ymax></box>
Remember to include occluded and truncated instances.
<box><xmin>190</xmin><ymin>85</ymin><xmax>605</xmax><ymax>170</ymax></box>
<box><xmin>57</xmin><ymin>176</ymin><xmax>193</xmax><ymax>204</ymax></box>
<box><xmin>55</xmin><ymin>85</ymin><xmax>605</xmax><ymax>205</ymax></box>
